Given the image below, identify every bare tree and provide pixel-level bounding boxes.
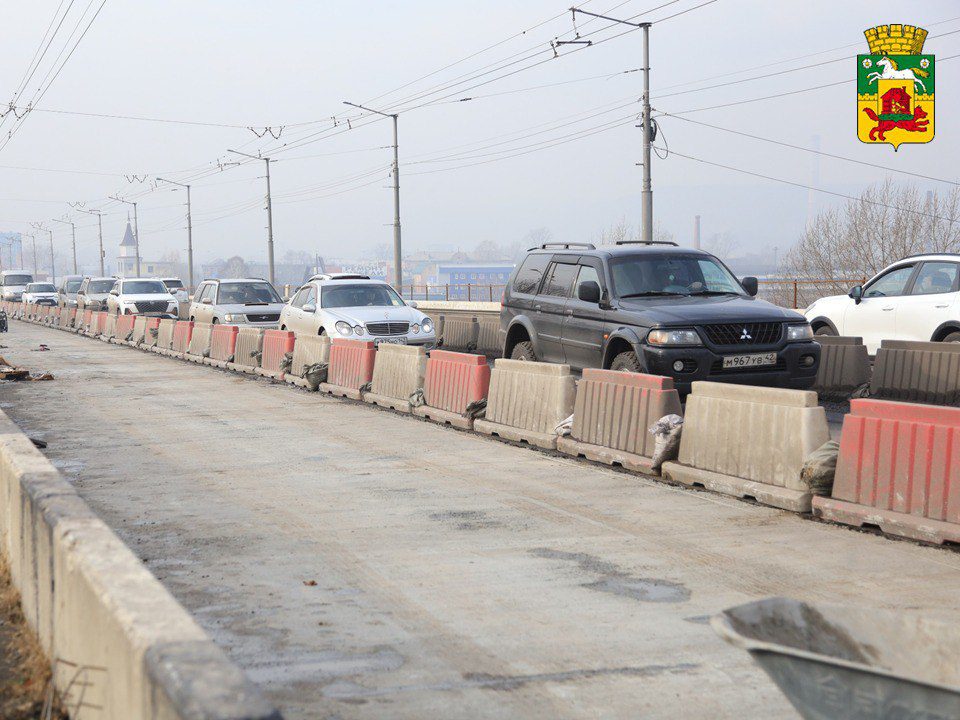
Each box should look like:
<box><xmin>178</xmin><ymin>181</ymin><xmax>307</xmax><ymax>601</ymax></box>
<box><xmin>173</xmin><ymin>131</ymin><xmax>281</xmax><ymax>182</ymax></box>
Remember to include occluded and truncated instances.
<box><xmin>522</xmin><ymin>227</ymin><xmax>553</xmax><ymax>248</ymax></box>
<box><xmin>473</xmin><ymin>239</ymin><xmax>501</xmax><ymax>262</ymax></box>
<box><xmin>779</xmin><ymin>179</ymin><xmax>960</xmax><ymax>306</ymax></box>
<box><xmin>597</xmin><ymin>218</ymin><xmax>673</xmax><ymax>246</ymax></box>
<box><xmin>703</xmin><ymin>231</ymin><xmax>738</xmax><ymax>258</ymax></box>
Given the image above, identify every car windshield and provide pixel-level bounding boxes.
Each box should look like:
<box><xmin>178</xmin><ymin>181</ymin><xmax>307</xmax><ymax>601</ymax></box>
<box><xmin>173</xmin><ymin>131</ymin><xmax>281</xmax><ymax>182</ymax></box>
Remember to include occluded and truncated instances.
<box><xmin>4</xmin><ymin>274</ymin><xmax>32</xmax><ymax>286</ymax></box>
<box><xmin>610</xmin><ymin>254</ymin><xmax>743</xmax><ymax>298</ymax></box>
<box><xmin>163</xmin><ymin>279</ymin><xmax>184</xmax><ymax>290</ymax></box>
<box><xmin>89</xmin><ymin>280</ymin><xmax>115</xmax><ymax>293</ymax></box>
<box><xmin>27</xmin><ymin>283</ymin><xmax>55</xmax><ymax>293</ymax></box>
<box><xmin>65</xmin><ymin>280</ymin><xmax>82</xmax><ymax>292</ymax></box>
<box><xmin>321</xmin><ymin>283</ymin><xmax>404</xmax><ymax>308</ymax></box>
<box><xmin>217</xmin><ymin>282</ymin><xmax>281</xmax><ymax>304</ymax></box>
<box><xmin>122</xmin><ymin>280</ymin><xmax>167</xmax><ymax>294</ymax></box>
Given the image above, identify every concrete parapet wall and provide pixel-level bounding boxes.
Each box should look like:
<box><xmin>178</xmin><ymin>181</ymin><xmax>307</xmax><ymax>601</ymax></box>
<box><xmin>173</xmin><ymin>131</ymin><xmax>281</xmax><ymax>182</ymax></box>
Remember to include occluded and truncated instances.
<box><xmin>870</xmin><ymin>340</ymin><xmax>960</xmax><ymax>405</ymax></box>
<box><xmin>662</xmin><ymin>381</ymin><xmax>830</xmax><ymax>511</ymax></box>
<box><xmin>813</xmin><ymin>336</ymin><xmax>870</xmax><ymax>395</ymax></box>
<box><xmin>474</xmin><ymin>359</ymin><xmax>575</xmax><ymax>449</ymax></box>
<box><xmin>0</xmin><ymin>409</ymin><xmax>280</xmax><ymax>720</ymax></box>
<box><xmin>366</xmin><ymin>343</ymin><xmax>427</xmax><ymax>413</ymax></box>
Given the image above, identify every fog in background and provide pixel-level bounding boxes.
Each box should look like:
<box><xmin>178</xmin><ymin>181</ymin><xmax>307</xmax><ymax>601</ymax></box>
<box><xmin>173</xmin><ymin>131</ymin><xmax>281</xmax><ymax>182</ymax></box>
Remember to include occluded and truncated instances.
<box><xmin>0</xmin><ymin>0</ymin><xmax>957</xmax><ymax>272</ymax></box>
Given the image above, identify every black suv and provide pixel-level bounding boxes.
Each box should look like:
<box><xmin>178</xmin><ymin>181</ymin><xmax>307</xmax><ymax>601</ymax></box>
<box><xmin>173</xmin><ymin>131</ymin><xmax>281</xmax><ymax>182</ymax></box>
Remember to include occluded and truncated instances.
<box><xmin>500</xmin><ymin>241</ymin><xmax>820</xmax><ymax>392</ymax></box>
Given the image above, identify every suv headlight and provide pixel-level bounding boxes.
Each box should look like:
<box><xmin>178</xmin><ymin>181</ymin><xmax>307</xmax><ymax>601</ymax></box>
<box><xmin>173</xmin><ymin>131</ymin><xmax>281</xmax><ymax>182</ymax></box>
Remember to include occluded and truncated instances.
<box><xmin>335</xmin><ymin>321</ymin><xmax>353</xmax><ymax>336</ymax></box>
<box><xmin>647</xmin><ymin>328</ymin><xmax>702</xmax><ymax>347</ymax></box>
<box><xmin>223</xmin><ymin>313</ymin><xmax>245</xmax><ymax>323</ymax></box>
<box><xmin>786</xmin><ymin>323</ymin><xmax>814</xmax><ymax>342</ymax></box>
<box><xmin>421</xmin><ymin>318</ymin><xmax>433</xmax><ymax>334</ymax></box>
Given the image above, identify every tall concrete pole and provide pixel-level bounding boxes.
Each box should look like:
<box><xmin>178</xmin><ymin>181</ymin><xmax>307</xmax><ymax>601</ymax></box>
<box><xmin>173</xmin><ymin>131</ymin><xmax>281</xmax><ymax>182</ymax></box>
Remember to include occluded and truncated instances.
<box><xmin>226</xmin><ymin>151</ymin><xmax>275</xmax><ymax>285</ymax></box>
<box><xmin>18</xmin><ymin>235</ymin><xmax>23</xmax><ymax>270</ymax></box>
<box><xmin>47</xmin><ymin>229</ymin><xmax>55</xmax><ymax>284</ymax></box>
<box><xmin>29</xmin><ymin>234</ymin><xmax>37</xmax><ymax>275</ymax></box>
<box><xmin>640</xmin><ymin>22</ymin><xmax>653</xmax><ymax>244</ymax></box>
<box><xmin>694</xmin><ymin>215</ymin><xmax>701</xmax><ymax>250</ymax></box>
<box><xmin>77</xmin><ymin>208</ymin><xmax>105</xmax><ymax>275</ymax></box>
<box><xmin>343</xmin><ymin>101</ymin><xmax>403</xmax><ymax>287</ymax></box>
<box><xmin>157</xmin><ymin>178</ymin><xmax>195</xmax><ymax>291</ymax></box>
<box><xmin>52</xmin><ymin>219</ymin><xmax>78</xmax><ymax>274</ymax></box>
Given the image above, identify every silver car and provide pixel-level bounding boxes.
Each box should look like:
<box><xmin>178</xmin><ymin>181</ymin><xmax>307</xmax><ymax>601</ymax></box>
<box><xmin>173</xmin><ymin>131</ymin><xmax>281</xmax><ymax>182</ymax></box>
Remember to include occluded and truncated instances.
<box><xmin>77</xmin><ymin>277</ymin><xmax>117</xmax><ymax>312</ymax></box>
<box><xmin>189</xmin><ymin>278</ymin><xmax>285</xmax><ymax>326</ymax></box>
<box><xmin>57</xmin><ymin>275</ymin><xmax>84</xmax><ymax>309</ymax></box>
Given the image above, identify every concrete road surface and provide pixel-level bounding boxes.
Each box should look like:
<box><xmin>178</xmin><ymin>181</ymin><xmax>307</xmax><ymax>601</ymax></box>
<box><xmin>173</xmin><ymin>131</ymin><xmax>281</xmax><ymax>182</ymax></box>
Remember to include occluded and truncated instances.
<box><xmin>4</xmin><ymin>322</ymin><xmax>960</xmax><ymax>719</ymax></box>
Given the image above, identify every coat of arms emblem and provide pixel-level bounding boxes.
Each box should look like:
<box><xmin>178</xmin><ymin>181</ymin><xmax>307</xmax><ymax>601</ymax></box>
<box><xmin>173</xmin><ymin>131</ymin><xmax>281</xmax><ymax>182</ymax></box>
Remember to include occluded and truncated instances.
<box><xmin>857</xmin><ymin>24</ymin><xmax>934</xmax><ymax>150</ymax></box>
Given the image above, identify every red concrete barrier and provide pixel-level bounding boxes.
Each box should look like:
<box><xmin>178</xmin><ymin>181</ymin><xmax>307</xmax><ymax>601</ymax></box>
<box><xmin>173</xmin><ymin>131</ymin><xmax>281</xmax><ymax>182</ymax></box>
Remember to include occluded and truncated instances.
<box><xmin>813</xmin><ymin>399</ymin><xmax>960</xmax><ymax>544</ymax></box>
<box><xmin>115</xmin><ymin>313</ymin><xmax>136</xmax><ymax>342</ymax></box>
<box><xmin>319</xmin><ymin>338</ymin><xmax>376</xmax><ymax>399</ymax></box>
<box><xmin>141</xmin><ymin>317</ymin><xmax>161</xmax><ymax>346</ymax></box>
<box><xmin>66</xmin><ymin>307</ymin><xmax>77</xmax><ymax>329</ymax></box>
<box><xmin>172</xmin><ymin>321</ymin><xmax>194</xmax><ymax>355</ymax></box>
<box><xmin>413</xmin><ymin>350</ymin><xmax>490</xmax><ymax>428</ymax></box>
<box><xmin>95</xmin><ymin>311</ymin><xmax>108</xmax><ymax>336</ymax></box>
<box><xmin>81</xmin><ymin>309</ymin><xmax>94</xmax><ymax>333</ymax></box>
<box><xmin>258</xmin><ymin>330</ymin><xmax>295</xmax><ymax>377</ymax></box>
<box><xmin>209</xmin><ymin>324</ymin><xmax>239</xmax><ymax>364</ymax></box>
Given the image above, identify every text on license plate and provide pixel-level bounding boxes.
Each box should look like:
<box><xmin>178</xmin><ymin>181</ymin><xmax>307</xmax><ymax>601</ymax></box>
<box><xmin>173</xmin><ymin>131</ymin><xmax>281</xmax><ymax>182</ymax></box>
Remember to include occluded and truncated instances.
<box><xmin>375</xmin><ymin>337</ymin><xmax>408</xmax><ymax>345</ymax></box>
<box><xmin>722</xmin><ymin>352</ymin><xmax>777</xmax><ymax>369</ymax></box>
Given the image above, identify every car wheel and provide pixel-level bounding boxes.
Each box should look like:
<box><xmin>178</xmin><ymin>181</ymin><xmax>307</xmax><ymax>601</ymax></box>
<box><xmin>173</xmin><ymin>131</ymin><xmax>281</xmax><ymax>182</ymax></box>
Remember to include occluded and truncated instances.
<box><xmin>212</xmin><ymin>318</ymin><xmax>219</xmax><ymax>324</ymax></box>
<box><xmin>814</xmin><ymin>325</ymin><xmax>837</xmax><ymax>337</ymax></box>
<box><xmin>280</xmin><ymin>325</ymin><xmax>286</xmax><ymax>331</ymax></box>
<box><xmin>942</xmin><ymin>331</ymin><xmax>960</xmax><ymax>343</ymax></box>
<box><xmin>610</xmin><ymin>350</ymin><xmax>643</xmax><ymax>373</ymax></box>
<box><xmin>510</xmin><ymin>341</ymin><xmax>537</xmax><ymax>361</ymax></box>
<box><xmin>318</xmin><ymin>328</ymin><xmax>326</xmax><ymax>336</ymax></box>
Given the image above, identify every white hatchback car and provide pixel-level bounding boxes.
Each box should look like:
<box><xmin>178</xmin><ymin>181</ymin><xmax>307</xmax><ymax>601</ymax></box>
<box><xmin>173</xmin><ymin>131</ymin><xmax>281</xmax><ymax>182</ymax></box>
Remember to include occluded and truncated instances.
<box><xmin>805</xmin><ymin>254</ymin><xmax>960</xmax><ymax>353</ymax></box>
<box><xmin>279</xmin><ymin>278</ymin><xmax>436</xmax><ymax>347</ymax></box>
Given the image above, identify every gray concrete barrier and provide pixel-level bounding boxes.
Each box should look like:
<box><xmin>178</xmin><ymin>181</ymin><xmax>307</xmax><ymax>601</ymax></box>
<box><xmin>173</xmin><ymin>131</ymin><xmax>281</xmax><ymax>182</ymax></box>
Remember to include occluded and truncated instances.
<box><xmin>439</xmin><ymin>315</ymin><xmax>478</xmax><ymax>352</ymax></box>
<box><xmin>187</xmin><ymin>322</ymin><xmax>214</xmax><ymax>362</ymax></box>
<box><xmin>662</xmin><ymin>382</ymin><xmax>830</xmax><ymax>511</ymax></box>
<box><xmin>476</xmin><ymin>317</ymin><xmax>501</xmax><ymax>355</ymax></box>
<box><xmin>557</xmin><ymin>370</ymin><xmax>683</xmax><ymax>474</ymax></box>
<box><xmin>132</xmin><ymin>316</ymin><xmax>148</xmax><ymax>345</ymax></box>
<box><xmin>156</xmin><ymin>318</ymin><xmax>176</xmax><ymax>351</ymax></box>
<box><xmin>0</xmin><ymin>409</ymin><xmax>280</xmax><ymax>720</ymax></box>
<box><xmin>474</xmin><ymin>359</ymin><xmax>576</xmax><ymax>449</ymax></box>
<box><xmin>364</xmin><ymin>343</ymin><xmax>427</xmax><ymax>412</ymax></box>
<box><xmin>813</xmin><ymin>336</ymin><xmax>870</xmax><ymax>396</ymax></box>
<box><xmin>227</xmin><ymin>327</ymin><xmax>264</xmax><ymax>373</ymax></box>
<box><xmin>870</xmin><ymin>339</ymin><xmax>960</xmax><ymax>405</ymax></box>
<box><xmin>285</xmin><ymin>334</ymin><xmax>330</xmax><ymax>389</ymax></box>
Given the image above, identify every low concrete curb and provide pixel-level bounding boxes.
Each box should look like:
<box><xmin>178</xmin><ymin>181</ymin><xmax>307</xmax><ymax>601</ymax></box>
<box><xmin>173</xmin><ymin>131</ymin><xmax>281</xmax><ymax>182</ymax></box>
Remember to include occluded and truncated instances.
<box><xmin>0</xmin><ymin>409</ymin><xmax>281</xmax><ymax>720</ymax></box>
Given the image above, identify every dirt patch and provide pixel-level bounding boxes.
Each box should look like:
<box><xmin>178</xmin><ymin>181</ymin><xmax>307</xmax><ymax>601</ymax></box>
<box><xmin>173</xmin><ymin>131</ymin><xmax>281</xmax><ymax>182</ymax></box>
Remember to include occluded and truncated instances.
<box><xmin>0</xmin><ymin>556</ymin><xmax>66</xmax><ymax>720</ymax></box>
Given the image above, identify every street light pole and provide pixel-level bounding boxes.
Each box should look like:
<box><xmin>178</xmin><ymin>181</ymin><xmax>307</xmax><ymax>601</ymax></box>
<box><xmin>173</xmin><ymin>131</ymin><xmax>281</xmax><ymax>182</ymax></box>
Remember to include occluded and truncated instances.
<box><xmin>109</xmin><ymin>196</ymin><xmax>141</xmax><ymax>276</ymax></box>
<box><xmin>156</xmin><ymin>178</ymin><xmax>194</xmax><ymax>291</ymax></box>
<box><xmin>52</xmin><ymin>218</ymin><xmax>78</xmax><ymax>274</ymax></box>
<box><xmin>226</xmin><ymin>150</ymin><xmax>275</xmax><ymax>285</ymax></box>
<box><xmin>77</xmin><ymin>208</ymin><xmax>105</xmax><ymax>275</ymax></box>
<box><xmin>25</xmin><ymin>234</ymin><xmax>37</xmax><ymax>275</ymax></box>
<box><xmin>343</xmin><ymin>101</ymin><xmax>403</xmax><ymax>288</ymax></box>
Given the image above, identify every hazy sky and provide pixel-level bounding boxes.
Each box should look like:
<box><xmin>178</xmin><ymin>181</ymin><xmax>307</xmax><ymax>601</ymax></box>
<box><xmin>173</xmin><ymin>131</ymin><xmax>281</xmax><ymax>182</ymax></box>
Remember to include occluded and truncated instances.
<box><xmin>1</xmin><ymin>0</ymin><xmax>958</xmax><ymax>273</ymax></box>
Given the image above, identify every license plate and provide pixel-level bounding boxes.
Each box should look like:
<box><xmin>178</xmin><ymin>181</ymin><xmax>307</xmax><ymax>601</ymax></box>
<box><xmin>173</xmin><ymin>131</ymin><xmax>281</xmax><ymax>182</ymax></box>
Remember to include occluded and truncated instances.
<box><xmin>722</xmin><ymin>352</ymin><xmax>777</xmax><ymax>369</ymax></box>
<box><xmin>375</xmin><ymin>337</ymin><xmax>407</xmax><ymax>345</ymax></box>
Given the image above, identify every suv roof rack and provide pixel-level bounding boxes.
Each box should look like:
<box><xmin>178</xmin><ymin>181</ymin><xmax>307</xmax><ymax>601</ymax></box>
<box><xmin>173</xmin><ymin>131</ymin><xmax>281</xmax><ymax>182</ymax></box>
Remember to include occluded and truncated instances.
<box><xmin>900</xmin><ymin>252</ymin><xmax>960</xmax><ymax>260</ymax></box>
<box><xmin>529</xmin><ymin>242</ymin><xmax>597</xmax><ymax>251</ymax></box>
<box><xmin>614</xmin><ymin>240</ymin><xmax>679</xmax><ymax>246</ymax></box>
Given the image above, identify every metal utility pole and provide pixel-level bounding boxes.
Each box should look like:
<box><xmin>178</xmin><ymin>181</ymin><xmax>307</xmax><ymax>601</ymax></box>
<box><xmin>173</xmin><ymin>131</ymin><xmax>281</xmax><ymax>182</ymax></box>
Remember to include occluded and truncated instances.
<box><xmin>47</xmin><ymin>230</ymin><xmax>55</xmax><ymax>284</ymax></box>
<box><xmin>109</xmin><ymin>196</ymin><xmax>141</xmax><ymax>276</ymax></box>
<box><xmin>694</xmin><ymin>215</ymin><xmax>701</xmax><ymax>250</ymax></box>
<box><xmin>343</xmin><ymin>101</ymin><xmax>403</xmax><ymax>287</ymax></box>
<box><xmin>77</xmin><ymin>208</ymin><xmax>105</xmax><ymax>275</ymax></box>
<box><xmin>18</xmin><ymin>235</ymin><xmax>23</xmax><ymax>270</ymax></box>
<box><xmin>226</xmin><ymin>150</ymin><xmax>275</xmax><ymax>285</ymax></box>
<box><xmin>25</xmin><ymin>234</ymin><xmax>37</xmax><ymax>275</ymax></box>
<box><xmin>571</xmin><ymin>9</ymin><xmax>652</xmax><ymax>242</ymax></box>
<box><xmin>52</xmin><ymin>218</ymin><xmax>78</xmax><ymax>274</ymax></box>
<box><xmin>156</xmin><ymin>178</ymin><xmax>194</xmax><ymax>291</ymax></box>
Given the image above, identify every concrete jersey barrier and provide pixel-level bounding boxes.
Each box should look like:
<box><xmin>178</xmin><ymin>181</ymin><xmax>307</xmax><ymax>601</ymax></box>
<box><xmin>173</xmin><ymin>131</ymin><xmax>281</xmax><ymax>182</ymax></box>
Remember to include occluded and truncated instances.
<box><xmin>103</xmin><ymin>312</ymin><xmax>117</xmax><ymax>340</ymax></box>
<box><xmin>813</xmin><ymin>336</ymin><xmax>871</xmax><ymax>396</ymax></box>
<box><xmin>172</xmin><ymin>320</ymin><xmax>194</xmax><ymax>355</ymax></box>
<box><xmin>188</xmin><ymin>321</ymin><xmax>214</xmax><ymax>360</ymax></box>
<box><xmin>662</xmin><ymin>382</ymin><xmax>830</xmax><ymax>511</ymax></box>
<box><xmin>319</xmin><ymin>338</ymin><xmax>376</xmax><ymax>400</ymax></box>
<box><xmin>0</xmin><ymin>409</ymin><xmax>281</xmax><ymax>720</ymax></box>
<box><xmin>364</xmin><ymin>343</ymin><xmax>428</xmax><ymax>413</ymax></box>
<box><xmin>285</xmin><ymin>334</ymin><xmax>330</xmax><ymax>389</ymax></box>
<box><xmin>474</xmin><ymin>358</ymin><xmax>576</xmax><ymax>449</ymax></box>
<box><xmin>557</xmin><ymin>369</ymin><xmax>683</xmax><ymax>474</ymax></box>
<box><xmin>156</xmin><ymin>318</ymin><xmax>176</xmax><ymax>350</ymax></box>
<box><xmin>228</xmin><ymin>327</ymin><xmax>264</xmax><ymax>373</ymax></box>
<box><xmin>258</xmin><ymin>329</ymin><xmax>296</xmax><ymax>378</ymax></box>
<box><xmin>870</xmin><ymin>339</ymin><xmax>960</xmax><ymax>405</ymax></box>
<box><xmin>115</xmin><ymin>313</ymin><xmax>136</xmax><ymax>342</ymax></box>
<box><xmin>131</xmin><ymin>316</ymin><xmax>148</xmax><ymax>344</ymax></box>
<box><xmin>814</xmin><ymin>399</ymin><xmax>960</xmax><ymax>544</ymax></box>
<box><xmin>439</xmin><ymin>315</ymin><xmax>478</xmax><ymax>352</ymax></box>
<box><xmin>209</xmin><ymin>324</ymin><xmax>240</xmax><ymax>365</ymax></box>
<box><xmin>413</xmin><ymin>349</ymin><xmax>490</xmax><ymax>429</ymax></box>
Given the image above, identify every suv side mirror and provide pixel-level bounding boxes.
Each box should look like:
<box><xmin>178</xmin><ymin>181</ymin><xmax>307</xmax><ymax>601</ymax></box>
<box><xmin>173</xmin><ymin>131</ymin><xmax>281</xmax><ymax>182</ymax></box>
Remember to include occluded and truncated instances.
<box><xmin>849</xmin><ymin>285</ymin><xmax>863</xmax><ymax>304</ymax></box>
<box><xmin>303</xmin><ymin>302</ymin><xmax>317</xmax><ymax>313</ymax></box>
<box><xmin>577</xmin><ymin>280</ymin><xmax>601</xmax><ymax>304</ymax></box>
<box><xmin>408</xmin><ymin>300</ymin><xmax>418</xmax><ymax>308</ymax></box>
<box><xmin>741</xmin><ymin>276</ymin><xmax>759</xmax><ymax>297</ymax></box>
<box><xmin>201</xmin><ymin>297</ymin><xmax>212</xmax><ymax>304</ymax></box>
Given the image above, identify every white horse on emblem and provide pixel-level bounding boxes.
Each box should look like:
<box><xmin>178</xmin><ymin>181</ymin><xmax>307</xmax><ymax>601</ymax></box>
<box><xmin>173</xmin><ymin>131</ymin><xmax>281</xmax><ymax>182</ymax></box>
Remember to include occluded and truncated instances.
<box><xmin>866</xmin><ymin>57</ymin><xmax>929</xmax><ymax>93</ymax></box>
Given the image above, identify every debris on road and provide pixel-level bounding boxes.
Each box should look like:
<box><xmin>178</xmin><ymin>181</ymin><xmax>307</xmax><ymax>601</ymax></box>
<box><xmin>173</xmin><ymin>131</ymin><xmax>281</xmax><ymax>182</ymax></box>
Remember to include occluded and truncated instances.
<box><xmin>0</xmin><ymin>357</ymin><xmax>29</xmax><ymax>381</ymax></box>
<box><xmin>30</xmin><ymin>345</ymin><xmax>50</xmax><ymax>352</ymax></box>
<box><xmin>650</xmin><ymin>414</ymin><xmax>683</xmax><ymax>473</ymax></box>
<box><xmin>29</xmin><ymin>438</ymin><xmax>46</xmax><ymax>449</ymax></box>
<box><xmin>302</xmin><ymin>580</ymin><xmax>318</xmax><ymax>587</ymax></box>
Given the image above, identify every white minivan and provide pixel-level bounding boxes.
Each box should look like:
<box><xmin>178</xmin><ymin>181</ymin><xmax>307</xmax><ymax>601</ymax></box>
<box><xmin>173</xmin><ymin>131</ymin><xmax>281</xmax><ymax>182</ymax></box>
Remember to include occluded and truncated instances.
<box><xmin>0</xmin><ymin>271</ymin><xmax>34</xmax><ymax>302</ymax></box>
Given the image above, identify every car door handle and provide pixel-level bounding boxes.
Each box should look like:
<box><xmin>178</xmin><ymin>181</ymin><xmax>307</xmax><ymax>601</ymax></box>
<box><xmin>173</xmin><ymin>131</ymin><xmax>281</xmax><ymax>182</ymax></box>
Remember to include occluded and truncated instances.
<box><xmin>936</xmin><ymin>304</ymin><xmax>950</xmax><ymax>308</ymax></box>
<box><xmin>881</xmin><ymin>306</ymin><xmax>895</xmax><ymax>311</ymax></box>
<box><xmin>564</xmin><ymin>309</ymin><xmax>573</xmax><ymax>316</ymax></box>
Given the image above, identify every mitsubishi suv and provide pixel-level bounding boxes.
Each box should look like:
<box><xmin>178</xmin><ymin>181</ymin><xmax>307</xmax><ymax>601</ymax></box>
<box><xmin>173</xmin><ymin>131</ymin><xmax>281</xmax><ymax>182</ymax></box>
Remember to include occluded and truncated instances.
<box><xmin>500</xmin><ymin>241</ymin><xmax>819</xmax><ymax>392</ymax></box>
<box><xmin>189</xmin><ymin>278</ymin><xmax>285</xmax><ymax>326</ymax></box>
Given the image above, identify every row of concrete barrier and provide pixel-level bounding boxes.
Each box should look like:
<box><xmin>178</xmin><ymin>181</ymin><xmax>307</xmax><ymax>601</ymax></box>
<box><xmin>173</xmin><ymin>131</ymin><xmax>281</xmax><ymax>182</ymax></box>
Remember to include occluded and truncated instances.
<box><xmin>12</xmin><ymin>301</ymin><xmax>960</xmax><ymax>551</ymax></box>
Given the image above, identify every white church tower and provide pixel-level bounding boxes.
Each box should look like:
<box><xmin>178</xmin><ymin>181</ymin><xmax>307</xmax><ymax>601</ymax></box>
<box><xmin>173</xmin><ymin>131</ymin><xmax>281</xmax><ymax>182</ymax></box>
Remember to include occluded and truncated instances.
<box><xmin>117</xmin><ymin>217</ymin><xmax>138</xmax><ymax>277</ymax></box>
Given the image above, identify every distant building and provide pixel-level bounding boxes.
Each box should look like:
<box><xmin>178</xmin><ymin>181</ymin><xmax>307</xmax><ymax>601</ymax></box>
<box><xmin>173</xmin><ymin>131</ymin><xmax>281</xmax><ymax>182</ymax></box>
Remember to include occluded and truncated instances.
<box><xmin>437</xmin><ymin>262</ymin><xmax>515</xmax><ymax>299</ymax></box>
<box><xmin>117</xmin><ymin>220</ymin><xmax>138</xmax><ymax>277</ymax></box>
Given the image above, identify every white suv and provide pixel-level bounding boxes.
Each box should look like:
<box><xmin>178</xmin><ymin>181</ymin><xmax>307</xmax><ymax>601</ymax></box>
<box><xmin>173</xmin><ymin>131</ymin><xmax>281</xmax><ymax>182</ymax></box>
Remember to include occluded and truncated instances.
<box><xmin>279</xmin><ymin>277</ymin><xmax>436</xmax><ymax>347</ymax></box>
<box><xmin>805</xmin><ymin>254</ymin><xmax>960</xmax><ymax>353</ymax></box>
<box><xmin>106</xmin><ymin>278</ymin><xmax>180</xmax><ymax>317</ymax></box>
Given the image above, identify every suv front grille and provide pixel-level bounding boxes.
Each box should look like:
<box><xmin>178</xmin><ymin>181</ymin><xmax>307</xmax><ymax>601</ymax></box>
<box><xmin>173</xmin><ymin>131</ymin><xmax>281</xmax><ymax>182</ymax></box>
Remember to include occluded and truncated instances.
<box><xmin>246</xmin><ymin>313</ymin><xmax>280</xmax><ymax>323</ymax></box>
<box><xmin>702</xmin><ymin>322</ymin><xmax>782</xmax><ymax>346</ymax></box>
<box><xmin>134</xmin><ymin>300</ymin><xmax>169</xmax><ymax>314</ymax></box>
<box><xmin>366</xmin><ymin>321</ymin><xmax>409</xmax><ymax>336</ymax></box>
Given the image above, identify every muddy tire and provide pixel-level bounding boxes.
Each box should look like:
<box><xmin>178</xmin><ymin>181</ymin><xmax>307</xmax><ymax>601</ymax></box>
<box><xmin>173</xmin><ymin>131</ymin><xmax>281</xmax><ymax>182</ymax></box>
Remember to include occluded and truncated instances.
<box><xmin>610</xmin><ymin>350</ymin><xmax>643</xmax><ymax>373</ymax></box>
<box><xmin>942</xmin><ymin>331</ymin><xmax>960</xmax><ymax>343</ymax></box>
<box><xmin>814</xmin><ymin>325</ymin><xmax>837</xmax><ymax>337</ymax></box>
<box><xmin>510</xmin><ymin>341</ymin><xmax>537</xmax><ymax>361</ymax></box>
